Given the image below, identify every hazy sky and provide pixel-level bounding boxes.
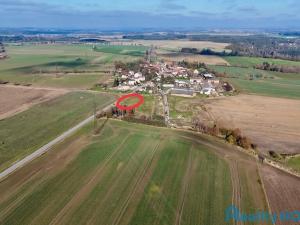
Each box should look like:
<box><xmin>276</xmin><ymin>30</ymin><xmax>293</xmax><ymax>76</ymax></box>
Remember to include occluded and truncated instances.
<box><xmin>0</xmin><ymin>0</ymin><xmax>299</xmax><ymax>29</ymax></box>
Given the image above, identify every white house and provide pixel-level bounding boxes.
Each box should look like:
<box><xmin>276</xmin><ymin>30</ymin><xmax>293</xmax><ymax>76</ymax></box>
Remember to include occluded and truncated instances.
<box><xmin>163</xmin><ymin>84</ymin><xmax>174</xmax><ymax>88</ymax></box>
<box><xmin>134</xmin><ymin>72</ymin><xmax>143</xmax><ymax>78</ymax></box>
<box><xmin>128</xmin><ymin>80</ymin><xmax>135</xmax><ymax>86</ymax></box>
<box><xmin>138</xmin><ymin>76</ymin><xmax>146</xmax><ymax>82</ymax></box>
<box><xmin>200</xmin><ymin>87</ymin><xmax>215</xmax><ymax>95</ymax></box>
<box><xmin>203</xmin><ymin>73</ymin><xmax>214</xmax><ymax>79</ymax></box>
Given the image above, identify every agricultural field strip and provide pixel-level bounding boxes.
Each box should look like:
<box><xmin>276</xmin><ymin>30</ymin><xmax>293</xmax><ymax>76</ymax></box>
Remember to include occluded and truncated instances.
<box><xmin>54</xmin><ymin>131</ymin><xmax>163</xmax><ymax>225</ymax></box>
<box><xmin>174</xmin><ymin>147</ymin><xmax>193</xmax><ymax>225</ymax></box>
<box><xmin>80</xmin><ymin>135</ymin><xmax>157</xmax><ymax>224</ymax></box>
<box><xmin>229</xmin><ymin>161</ymin><xmax>243</xmax><ymax>225</ymax></box>
<box><xmin>173</xmin><ymin>133</ymin><xmax>270</xmax><ymax>213</ymax></box>
<box><xmin>48</xmin><ymin>133</ymin><xmax>132</xmax><ymax>225</ymax></box>
<box><xmin>81</xmin><ymin>136</ymin><xmax>157</xmax><ymax>225</ymax></box>
<box><xmin>0</xmin><ymin>99</ymin><xmax>115</xmax><ymax>181</ymax></box>
<box><xmin>0</xmin><ymin>173</ymin><xmax>50</xmax><ymax>221</ymax></box>
<box><xmin>111</xmin><ymin>141</ymin><xmax>161</xmax><ymax>225</ymax></box>
<box><xmin>0</xmin><ymin>135</ymin><xmax>91</xmax><ymax>219</ymax></box>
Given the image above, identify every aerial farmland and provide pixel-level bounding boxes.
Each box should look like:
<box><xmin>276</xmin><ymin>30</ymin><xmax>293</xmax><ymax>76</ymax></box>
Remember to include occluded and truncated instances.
<box><xmin>0</xmin><ymin>27</ymin><xmax>300</xmax><ymax>225</ymax></box>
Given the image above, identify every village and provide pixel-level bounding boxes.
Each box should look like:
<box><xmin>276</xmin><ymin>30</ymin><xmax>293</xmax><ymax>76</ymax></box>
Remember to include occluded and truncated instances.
<box><xmin>113</xmin><ymin>61</ymin><xmax>229</xmax><ymax>97</ymax></box>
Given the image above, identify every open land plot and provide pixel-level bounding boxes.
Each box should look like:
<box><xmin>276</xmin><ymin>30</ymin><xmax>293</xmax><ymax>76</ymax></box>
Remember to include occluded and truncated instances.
<box><xmin>210</xmin><ymin>65</ymin><xmax>300</xmax><ymax>99</ymax></box>
<box><xmin>93</xmin><ymin>45</ymin><xmax>148</xmax><ymax>57</ymax></box>
<box><xmin>224</xmin><ymin>56</ymin><xmax>300</xmax><ymax>67</ymax></box>
<box><xmin>204</xmin><ymin>94</ymin><xmax>300</xmax><ymax>154</ymax></box>
<box><xmin>0</xmin><ymin>45</ymin><xmax>140</xmax><ymax>88</ymax></box>
<box><xmin>0</xmin><ymin>85</ymin><xmax>66</xmax><ymax>120</ymax></box>
<box><xmin>127</xmin><ymin>40</ymin><xmax>229</xmax><ymax>52</ymax></box>
<box><xmin>286</xmin><ymin>156</ymin><xmax>300</xmax><ymax>173</ymax></box>
<box><xmin>0</xmin><ymin>119</ymin><xmax>272</xmax><ymax>225</ymax></box>
<box><xmin>121</xmin><ymin>95</ymin><xmax>158</xmax><ymax>117</ymax></box>
<box><xmin>0</xmin><ymin>91</ymin><xmax>115</xmax><ymax>172</ymax></box>
<box><xmin>168</xmin><ymin>94</ymin><xmax>300</xmax><ymax>155</ymax></box>
<box><xmin>159</xmin><ymin>52</ymin><xmax>229</xmax><ymax>65</ymax></box>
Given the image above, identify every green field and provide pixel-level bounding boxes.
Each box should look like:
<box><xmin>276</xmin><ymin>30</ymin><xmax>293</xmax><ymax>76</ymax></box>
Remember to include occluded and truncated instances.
<box><xmin>0</xmin><ymin>119</ymin><xmax>270</xmax><ymax>225</ymax></box>
<box><xmin>0</xmin><ymin>120</ymin><xmax>232</xmax><ymax>225</ymax></box>
<box><xmin>210</xmin><ymin>65</ymin><xmax>300</xmax><ymax>99</ymax></box>
<box><xmin>286</xmin><ymin>156</ymin><xmax>300</xmax><ymax>173</ymax></box>
<box><xmin>0</xmin><ymin>44</ymin><xmax>141</xmax><ymax>88</ymax></box>
<box><xmin>224</xmin><ymin>56</ymin><xmax>300</xmax><ymax>68</ymax></box>
<box><xmin>94</xmin><ymin>45</ymin><xmax>148</xmax><ymax>57</ymax></box>
<box><xmin>168</xmin><ymin>95</ymin><xmax>195</xmax><ymax>120</ymax></box>
<box><xmin>122</xmin><ymin>95</ymin><xmax>156</xmax><ymax>117</ymax></box>
<box><xmin>0</xmin><ymin>91</ymin><xmax>114</xmax><ymax>172</ymax></box>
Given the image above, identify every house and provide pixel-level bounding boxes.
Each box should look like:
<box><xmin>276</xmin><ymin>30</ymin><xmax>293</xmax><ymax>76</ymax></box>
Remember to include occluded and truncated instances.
<box><xmin>175</xmin><ymin>80</ymin><xmax>188</xmax><ymax>87</ymax></box>
<box><xmin>116</xmin><ymin>85</ymin><xmax>131</xmax><ymax>91</ymax></box>
<box><xmin>137</xmin><ymin>76</ymin><xmax>146</xmax><ymax>82</ymax></box>
<box><xmin>128</xmin><ymin>80</ymin><xmax>135</xmax><ymax>86</ymax></box>
<box><xmin>210</xmin><ymin>78</ymin><xmax>220</xmax><ymax>85</ymax></box>
<box><xmin>121</xmin><ymin>75</ymin><xmax>127</xmax><ymax>80</ymax></box>
<box><xmin>145</xmin><ymin>81</ymin><xmax>155</xmax><ymax>88</ymax></box>
<box><xmin>190</xmin><ymin>78</ymin><xmax>203</xmax><ymax>84</ymax></box>
<box><xmin>134</xmin><ymin>72</ymin><xmax>142</xmax><ymax>78</ymax></box>
<box><xmin>171</xmin><ymin>88</ymin><xmax>195</xmax><ymax>97</ymax></box>
<box><xmin>194</xmin><ymin>69</ymin><xmax>199</xmax><ymax>75</ymax></box>
<box><xmin>200</xmin><ymin>87</ymin><xmax>215</xmax><ymax>95</ymax></box>
<box><xmin>163</xmin><ymin>84</ymin><xmax>174</xmax><ymax>88</ymax></box>
<box><xmin>203</xmin><ymin>73</ymin><xmax>214</xmax><ymax>79</ymax></box>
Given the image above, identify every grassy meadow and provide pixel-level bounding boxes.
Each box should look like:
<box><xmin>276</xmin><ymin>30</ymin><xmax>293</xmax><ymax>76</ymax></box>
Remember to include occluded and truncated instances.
<box><xmin>224</xmin><ymin>56</ymin><xmax>300</xmax><ymax>67</ymax></box>
<box><xmin>0</xmin><ymin>91</ymin><xmax>114</xmax><ymax>172</ymax></box>
<box><xmin>286</xmin><ymin>156</ymin><xmax>300</xmax><ymax>173</ymax></box>
<box><xmin>0</xmin><ymin>44</ymin><xmax>142</xmax><ymax>88</ymax></box>
<box><xmin>94</xmin><ymin>45</ymin><xmax>147</xmax><ymax>57</ymax></box>
<box><xmin>210</xmin><ymin>64</ymin><xmax>300</xmax><ymax>99</ymax></box>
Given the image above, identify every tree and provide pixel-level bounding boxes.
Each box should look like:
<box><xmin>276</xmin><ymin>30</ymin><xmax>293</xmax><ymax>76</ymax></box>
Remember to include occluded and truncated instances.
<box><xmin>113</xmin><ymin>78</ymin><xmax>120</xmax><ymax>87</ymax></box>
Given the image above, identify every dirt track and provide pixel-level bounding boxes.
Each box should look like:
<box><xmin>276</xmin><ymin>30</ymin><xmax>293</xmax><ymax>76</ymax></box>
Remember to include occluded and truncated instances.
<box><xmin>0</xmin><ymin>85</ymin><xmax>66</xmax><ymax>120</ymax></box>
<box><xmin>205</xmin><ymin>94</ymin><xmax>300</xmax><ymax>154</ymax></box>
<box><xmin>261</xmin><ymin>164</ymin><xmax>300</xmax><ymax>225</ymax></box>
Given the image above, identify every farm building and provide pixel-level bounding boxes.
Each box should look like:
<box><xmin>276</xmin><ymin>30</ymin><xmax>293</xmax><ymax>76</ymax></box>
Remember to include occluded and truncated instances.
<box><xmin>200</xmin><ymin>87</ymin><xmax>215</xmax><ymax>95</ymax></box>
<box><xmin>203</xmin><ymin>73</ymin><xmax>214</xmax><ymax>79</ymax></box>
<box><xmin>171</xmin><ymin>88</ymin><xmax>195</xmax><ymax>97</ymax></box>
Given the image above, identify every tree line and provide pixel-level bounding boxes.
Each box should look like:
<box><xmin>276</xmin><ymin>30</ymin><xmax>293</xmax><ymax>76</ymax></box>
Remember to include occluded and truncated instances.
<box><xmin>0</xmin><ymin>42</ymin><xmax>7</xmax><ymax>59</ymax></box>
<box><xmin>255</xmin><ymin>62</ymin><xmax>300</xmax><ymax>73</ymax></box>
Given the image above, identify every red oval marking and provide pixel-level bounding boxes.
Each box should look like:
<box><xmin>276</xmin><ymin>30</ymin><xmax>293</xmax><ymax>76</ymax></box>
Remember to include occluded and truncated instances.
<box><xmin>116</xmin><ymin>93</ymin><xmax>144</xmax><ymax>111</ymax></box>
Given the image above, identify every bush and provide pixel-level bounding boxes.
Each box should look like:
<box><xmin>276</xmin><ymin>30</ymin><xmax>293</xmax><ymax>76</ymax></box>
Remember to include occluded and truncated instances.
<box><xmin>122</xmin><ymin>116</ymin><xmax>165</xmax><ymax>127</ymax></box>
<box><xmin>269</xmin><ymin>150</ymin><xmax>282</xmax><ymax>160</ymax></box>
<box><xmin>237</xmin><ymin>136</ymin><xmax>251</xmax><ymax>149</ymax></box>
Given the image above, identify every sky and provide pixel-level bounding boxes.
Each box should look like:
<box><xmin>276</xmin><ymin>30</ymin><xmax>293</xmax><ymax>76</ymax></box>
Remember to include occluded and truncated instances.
<box><xmin>0</xmin><ymin>0</ymin><xmax>299</xmax><ymax>30</ymax></box>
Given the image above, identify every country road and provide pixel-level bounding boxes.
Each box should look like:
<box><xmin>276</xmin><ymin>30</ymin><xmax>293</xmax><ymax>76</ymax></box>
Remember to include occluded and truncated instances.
<box><xmin>0</xmin><ymin>102</ymin><xmax>114</xmax><ymax>181</ymax></box>
<box><xmin>159</xmin><ymin>89</ymin><xmax>170</xmax><ymax>127</ymax></box>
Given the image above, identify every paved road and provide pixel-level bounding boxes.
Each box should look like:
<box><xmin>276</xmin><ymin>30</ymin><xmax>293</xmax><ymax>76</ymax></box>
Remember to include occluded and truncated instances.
<box><xmin>0</xmin><ymin>103</ymin><xmax>114</xmax><ymax>181</ymax></box>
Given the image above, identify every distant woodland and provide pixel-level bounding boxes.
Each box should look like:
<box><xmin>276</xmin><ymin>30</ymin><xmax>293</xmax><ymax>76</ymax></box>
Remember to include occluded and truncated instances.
<box><xmin>124</xmin><ymin>34</ymin><xmax>300</xmax><ymax>61</ymax></box>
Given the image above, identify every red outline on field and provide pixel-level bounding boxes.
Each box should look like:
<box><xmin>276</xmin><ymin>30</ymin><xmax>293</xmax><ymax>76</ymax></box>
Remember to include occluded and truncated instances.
<box><xmin>116</xmin><ymin>93</ymin><xmax>144</xmax><ymax>111</ymax></box>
